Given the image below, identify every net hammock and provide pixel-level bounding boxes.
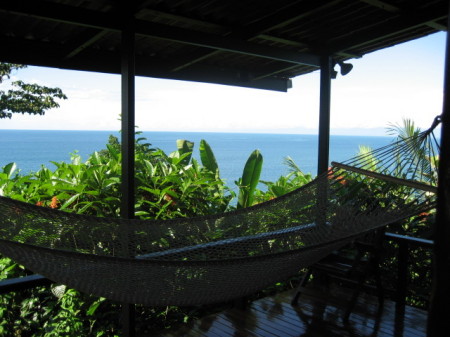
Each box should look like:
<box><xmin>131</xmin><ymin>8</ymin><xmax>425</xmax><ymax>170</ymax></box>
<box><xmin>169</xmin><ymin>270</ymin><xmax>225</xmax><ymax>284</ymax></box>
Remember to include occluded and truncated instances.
<box><xmin>0</xmin><ymin>117</ymin><xmax>441</xmax><ymax>306</ymax></box>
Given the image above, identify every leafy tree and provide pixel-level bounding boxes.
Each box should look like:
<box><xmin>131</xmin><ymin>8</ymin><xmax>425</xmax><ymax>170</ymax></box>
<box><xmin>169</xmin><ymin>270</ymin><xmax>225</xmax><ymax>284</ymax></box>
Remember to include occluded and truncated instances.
<box><xmin>0</xmin><ymin>63</ymin><xmax>67</xmax><ymax>119</ymax></box>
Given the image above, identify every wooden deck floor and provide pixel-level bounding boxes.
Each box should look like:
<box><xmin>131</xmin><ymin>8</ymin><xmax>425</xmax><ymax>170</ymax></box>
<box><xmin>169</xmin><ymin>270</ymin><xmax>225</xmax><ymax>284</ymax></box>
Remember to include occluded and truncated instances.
<box><xmin>152</xmin><ymin>285</ymin><xmax>427</xmax><ymax>337</ymax></box>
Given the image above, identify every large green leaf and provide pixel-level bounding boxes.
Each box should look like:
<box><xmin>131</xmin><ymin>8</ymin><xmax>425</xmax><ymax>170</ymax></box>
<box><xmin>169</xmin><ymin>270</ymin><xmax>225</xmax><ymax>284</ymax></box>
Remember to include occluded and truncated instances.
<box><xmin>176</xmin><ymin>139</ymin><xmax>194</xmax><ymax>165</ymax></box>
<box><xmin>3</xmin><ymin>162</ymin><xmax>17</xmax><ymax>179</ymax></box>
<box><xmin>237</xmin><ymin>150</ymin><xmax>263</xmax><ymax>209</ymax></box>
<box><xmin>199</xmin><ymin>139</ymin><xmax>219</xmax><ymax>174</ymax></box>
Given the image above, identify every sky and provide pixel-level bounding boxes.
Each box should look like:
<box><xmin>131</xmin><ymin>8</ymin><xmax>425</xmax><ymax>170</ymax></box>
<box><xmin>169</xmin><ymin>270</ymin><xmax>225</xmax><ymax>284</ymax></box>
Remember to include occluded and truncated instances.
<box><xmin>0</xmin><ymin>31</ymin><xmax>447</xmax><ymax>136</ymax></box>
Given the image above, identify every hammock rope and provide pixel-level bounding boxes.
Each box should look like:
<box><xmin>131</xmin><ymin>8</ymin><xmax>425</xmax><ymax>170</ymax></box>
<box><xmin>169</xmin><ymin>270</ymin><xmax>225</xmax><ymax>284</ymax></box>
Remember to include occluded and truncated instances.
<box><xmin>0</xmin><ymin>117</ymin><xmax>440</xmax><ymax>306</ymax></box>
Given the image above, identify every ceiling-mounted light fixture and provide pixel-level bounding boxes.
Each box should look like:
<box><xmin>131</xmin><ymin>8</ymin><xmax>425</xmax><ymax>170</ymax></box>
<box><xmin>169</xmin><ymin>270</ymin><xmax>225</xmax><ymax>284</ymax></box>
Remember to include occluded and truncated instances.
<box><xmin>338</xmin><ymin>61</ymin><xmax>353</xmax><ymax>76</ymax></box>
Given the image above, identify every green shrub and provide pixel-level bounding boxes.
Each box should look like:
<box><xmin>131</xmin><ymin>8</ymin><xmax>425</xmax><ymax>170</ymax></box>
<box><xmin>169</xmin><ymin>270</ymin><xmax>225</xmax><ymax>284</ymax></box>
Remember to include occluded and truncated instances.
<box><xmin>0</xmin><ymin>135</ymin><xmax>234</xmax><ymax>336</ymax></box>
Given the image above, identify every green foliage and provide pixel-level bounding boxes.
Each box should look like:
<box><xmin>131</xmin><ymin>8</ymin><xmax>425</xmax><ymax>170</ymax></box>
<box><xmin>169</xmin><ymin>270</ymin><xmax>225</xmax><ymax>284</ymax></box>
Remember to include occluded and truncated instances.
<box><xmin>175</xmin><ymin>139</ymin><xmax>194</xmax><ymax>166</ymax></box>
<box><xmin>0</xmin><ymin>64</ymin><xmax>27</xmax><ymax>82</ymax></box>
<box><xmin>354</xmin><ymin>119</ymin><xmax>437</xmax><ymax>308</ymax></box>
<box><xmin>236</xmin><ymin>150</ymin><xmax>263</xmax><ymax>209</ymax></box>
<box><xmin>199</xmin><ymin>139</ymin><xmax>219</xmax><ymax>176</ymax></box>
<box><xmin>262</xmin><ymin>156</ymin><xmax>313</xmax><ymax>200</ymax></box>
<box><xmin>0</xmin><ymin>63</ymin><xmax>67</xmax><ymax>119</ymax></box>
<box><xmin>387</xmin><ymin>118</ymin><xmax>439</xmax><ymax>185</ymax></box>
<box><xmin>0</xmin><ymin>134</ymin><xmax>236</xmax><ymax>335</ymax></box>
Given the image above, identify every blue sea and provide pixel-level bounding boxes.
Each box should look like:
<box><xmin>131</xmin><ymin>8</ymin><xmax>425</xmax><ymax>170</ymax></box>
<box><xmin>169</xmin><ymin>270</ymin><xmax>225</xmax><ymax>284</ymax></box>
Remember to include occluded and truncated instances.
<box><xmin>0</xmin><ymin>130</ymin><xmax>393</xmax><ymax>188</ymax></box>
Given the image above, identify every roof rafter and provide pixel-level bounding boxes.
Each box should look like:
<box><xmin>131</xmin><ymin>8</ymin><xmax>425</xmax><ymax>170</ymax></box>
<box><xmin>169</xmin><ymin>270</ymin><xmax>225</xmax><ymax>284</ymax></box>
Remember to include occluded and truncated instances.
<box><xmin>0</xmin><ymin>35</ymin><xmax>291</xmax><ymax>92</ymax></box>
<box><xmin>170</xmin><ymin>0</ymin><xmax>337</xmax><ymax>72</ymax></box>
<box><xmin>64</xmin><ymin>30</ymin><xmax>109</xmax><ymax>59</ymax></box>
<box><xmin>0</xmin><ymin>0</ymin><xmax>321</xmax><ymax>67</ymax></box>
<box><xmin>358</xmin><ymin>0</ymin><xmax>447</xmax><ymax>31</ymax></box>
<box><xmin>65</xmin><ymin>4</ymin><xmax>145</xmax><ymax>59</ymax></box>
<box><xmin>255</xmin><ymin>1</ymin><xmax>447</xmax><ymax>81</ymax></box>
<box><xmin>324</xmin><ymin>2</ymin><xmax>448</xmax><ymax>54</ymax></box>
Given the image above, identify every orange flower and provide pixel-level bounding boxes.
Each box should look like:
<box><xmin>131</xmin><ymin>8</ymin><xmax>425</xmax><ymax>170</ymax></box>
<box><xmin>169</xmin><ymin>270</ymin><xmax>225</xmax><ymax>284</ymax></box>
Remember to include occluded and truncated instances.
<box><xmin>337</xmin><ymin>176</ymin><xmax>348</xmax><ymax>185</ymax></box>
<box><xmin>163</xmin><ymin>194</ymin><xmax>177</xmax><ymax>206</ymax></box>
<box><xmin>36</xmin><ymin>201</ymin><xmax>43</xmax><ymax>206</ymax></box>
<box><xmin>327</xmin><ymin>167</ymin><xmax>334</xmax><ymax>178</ymax></box>
<box><xmin>50</xmin><ymin>196</ymin><xmax>60</xmax><ymax>209</ymax></box>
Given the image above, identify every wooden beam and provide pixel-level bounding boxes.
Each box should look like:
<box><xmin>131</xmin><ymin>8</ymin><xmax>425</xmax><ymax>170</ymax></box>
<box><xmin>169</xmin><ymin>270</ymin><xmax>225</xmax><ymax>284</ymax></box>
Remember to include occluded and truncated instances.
<box><xmin>252</xmin><ymin>64</ymin><xmax>305</xmax><ymax>81</ymax></box>
<box><xmin>138</xmin><ymin>8</ymin><xmax>227</xmax><ymax>34</ymax></box>
<box><xmin>64</xmin><ymin>4</ymin><xmax>152</xmax><ymax>60</ymax></box>
<box><xmin>134</xmin><ymin>21</ymin><xmax>320</xmax><ymax>66</ymax></box>
<box><xmin>120</xmin><ymin>3</ymin><xmax>137</xmax><ymax>336</ymax></box>
<box><xmin>317</xmin><ymin>55</ymin><xmax>333</xmax><ymax>175</ymax></box>
<box><xmin>0</xmin><ymin>35</ymin><xmax>291</xmax><ymax>91</ymax></box>
<box><xmin>238</xmin><ymin>0</ymin><xmax>340</xmax><ymax>36</ymax></box>
<box><xmin>0</xmin><ymin>1</ymin><xmax>119</xmax><ymax>30</ymax></box>
<box><xmin>357</xmin><ymin>0</ymin><xmax>447</xmax><ymax>35</ymax></box>
<box><xmin>120</xmin><ymin>8</ymin><xmax>136</xmax><ymax>221</ymax></box>
<box><xmin>0</xmin><ymin>0</ymin><xmax>320</xmax><ymax>67</ymax></box>
<box><xmin>170</xmin><ymin>0</ymin><xmax>335</xmax><ymax>72</ymax></box>
<box><xmin>64</xmin><ymin>30</ymin><xmax>109</xmax><ymax>59</ymax></box>
<box><xmin>426</xmin><ymin>20</ymin><xmax>448</xmax><ymax>31</ymax></box>
<box><xmin>357</xmin><ymin>0</ymin><xmax>400</xmax><ymax>13</ymax></box>
<box><xmin>324</xmin><ymin>2</ymin><xmax>447</xmax><ymax>54</ymax></box>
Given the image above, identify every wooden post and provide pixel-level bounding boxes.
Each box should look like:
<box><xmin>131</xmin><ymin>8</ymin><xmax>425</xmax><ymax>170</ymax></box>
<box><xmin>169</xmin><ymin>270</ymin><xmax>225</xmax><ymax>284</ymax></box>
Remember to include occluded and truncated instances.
<box><xmin>317</xmin><ymin>55</ymin><xmax>332</xmax><ymax>176</ymax></box>
<box><xmin>427</xmin><ymin>3</ymin><xmax>450</xmax><ymax>336</ymax></box>
<box><xmin>120</xmin><ymin>1</ymin><xmax>136</xmax><ymax>336</ymax></box>
<box><xmin>121</xmin><ymin>4</ymin><xmax>136</xmax><ymax>220</ymax></box>
<box><xmin>316</xmin><ymin>55</ymin><xmax>333</xmax><ymax>226</ymax></box>
<box><xmin>396</xmin><ymin>242</ymin><xmax>408</xmax><ymax>307</ymax></box>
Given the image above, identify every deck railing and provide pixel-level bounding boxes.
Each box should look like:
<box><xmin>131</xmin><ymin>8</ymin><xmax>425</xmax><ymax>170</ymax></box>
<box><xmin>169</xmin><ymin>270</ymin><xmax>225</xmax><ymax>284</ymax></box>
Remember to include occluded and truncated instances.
<box><xmin>384</xmin><ymin>232</ymin><xmax>433</xmax><ymax>307</ymax></box>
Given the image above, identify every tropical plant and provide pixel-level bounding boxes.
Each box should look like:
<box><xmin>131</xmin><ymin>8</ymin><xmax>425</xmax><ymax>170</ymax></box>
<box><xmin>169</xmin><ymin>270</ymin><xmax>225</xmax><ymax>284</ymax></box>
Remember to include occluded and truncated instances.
<box><xmin>387</xmin><ymin>118</ymin><xmax>439</xmax><ymax>185</ymax></box>
<box><xmin>254</xmin><ymin>156</ymin><xmax>314</xmax><ymax>203</ymax></box>
<box><xmin>236</xmin><ymin>149</ymin><xmax>263</xmax><ymax>209</ymax></box>
<box><xmin>0</xmin><ymin>134</ymin><xmax>235</xmax><ymax>335</ymax></box>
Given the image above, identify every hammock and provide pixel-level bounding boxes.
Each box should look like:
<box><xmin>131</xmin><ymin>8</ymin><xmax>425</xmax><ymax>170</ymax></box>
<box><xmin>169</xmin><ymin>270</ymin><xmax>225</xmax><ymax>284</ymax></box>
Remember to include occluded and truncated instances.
<box><xmin>0</xmin><ymin>118</ymin><xmax>440</xmax><ymax>306</ymax></box>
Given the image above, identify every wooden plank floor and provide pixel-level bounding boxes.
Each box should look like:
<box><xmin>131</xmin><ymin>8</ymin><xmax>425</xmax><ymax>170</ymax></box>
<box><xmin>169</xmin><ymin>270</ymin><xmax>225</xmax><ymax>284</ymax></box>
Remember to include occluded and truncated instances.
<box><xmin>151</xmin><ymin>285</ymin><xmax>427</xmax><ymax>337</ymax></box>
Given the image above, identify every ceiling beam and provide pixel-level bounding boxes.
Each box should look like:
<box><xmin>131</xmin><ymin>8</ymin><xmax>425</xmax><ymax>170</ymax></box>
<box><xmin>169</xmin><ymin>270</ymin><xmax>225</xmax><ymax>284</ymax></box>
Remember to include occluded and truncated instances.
<box><xmin>255</xmin><ymin>1</ymin><xmax>446</xmax><ymax>80</ymax></box>
<box><xmin>0</xmin><ymin>0</ymin><xmax>321</xmax><ymax>67</ymax></box>
<box><xmin>238</xmin><ymin>0</ymin><xmax>341</xmax><ymax>38</ymax></box>
<box><xmin>258</xmin><ymin>34</ymin><xmax>361</xmax><ymax>58</ymax></box>
<box><xmin>0</xmin><ymin>36</ymin><xmax>291</xmax><ymax>92</ymax></box>
<box><xmin>64</xmin><ymin>4</ymin><xmax>153</xmax><ymax>60</ymax></box>
<box><xmin>358</xmin><ymin>0</ymin><xmax>447</xmax><ymax>31</ymax></box>
<box><xmin>66</xmin><ymin>1</ymin><xmax>157</xmax><ymax>58</ymax></box>
<box><xmin>170</xmin><ymin>0</ymin><xmax>336</xmax><ymax>72</ymax></box>
<box><xmin>64</xmin><ymin>30</ymin><xmax>109</xmax><ymax>59</ymax></box>
<box><xmin>138</xmin><ymin>8</ymin><xmax>227</xmax><ymax>34</ymax></box>
<box><xmin>135</xmin><ymin>20</ymin><xmax>320</xmax><ymax>66</ymax></box>
<box><xmin>357</xmin><ymin>0</ymin><xmax>400</xmax><ymax>13</ymax></box>
<box><xmin>324</xmin><ymin>2</ymin><xmax>448</xmax><ymax>55</ymax></box>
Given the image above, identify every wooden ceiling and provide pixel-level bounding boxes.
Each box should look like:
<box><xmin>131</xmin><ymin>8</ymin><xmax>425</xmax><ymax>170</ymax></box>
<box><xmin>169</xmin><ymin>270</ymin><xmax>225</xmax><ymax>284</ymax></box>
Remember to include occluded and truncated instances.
<box><xmin>0</xmin><ymin>0</ymin><xmax>447</xmax><ymax>91</ymax></box>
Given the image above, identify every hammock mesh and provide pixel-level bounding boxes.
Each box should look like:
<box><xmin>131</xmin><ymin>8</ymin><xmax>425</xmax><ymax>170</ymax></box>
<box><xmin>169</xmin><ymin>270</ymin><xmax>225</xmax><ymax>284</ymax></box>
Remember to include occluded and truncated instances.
<box><xmin>0</xmin><ymin>120</ymin><xmax>440</xmax><ymax>306</ymax></box>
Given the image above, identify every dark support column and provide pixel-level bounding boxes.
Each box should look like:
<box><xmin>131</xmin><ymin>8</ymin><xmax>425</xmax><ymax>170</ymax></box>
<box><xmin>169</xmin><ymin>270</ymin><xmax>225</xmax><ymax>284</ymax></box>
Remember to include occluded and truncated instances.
<box><xmin>120</xmin><ymin>2</ymin><xmax>136</xmax><ymax>337</ymax></box>
<box><xmin>317</xmin><ymin>55</ymin><xmax>333</xmax><ymax>175</ymax></box>
<box><xmin>428</xmin><ymin>4</ymin><xmax>450</xmax><ymax>336</ymax></box>
<box><xmin>121</xmin><ymin>6</ymin><xmax>136</xmax><ymax>220</ymax></box>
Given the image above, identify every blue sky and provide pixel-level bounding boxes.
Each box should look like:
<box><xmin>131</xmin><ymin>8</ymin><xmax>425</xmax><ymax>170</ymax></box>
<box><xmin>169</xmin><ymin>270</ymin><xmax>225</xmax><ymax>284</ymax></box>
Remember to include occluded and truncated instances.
<box><xmin>0</xmin><ymin>32</ymin><xmax>446</xmax><ymax>136</ymax></box>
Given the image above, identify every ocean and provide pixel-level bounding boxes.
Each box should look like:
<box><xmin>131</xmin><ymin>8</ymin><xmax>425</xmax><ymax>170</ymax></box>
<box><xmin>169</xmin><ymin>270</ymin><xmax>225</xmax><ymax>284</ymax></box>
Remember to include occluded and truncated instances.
<box><xmin>0</xmin><ymin>130</ymin><xmax>393</xmax><ymax>188</ymax></box>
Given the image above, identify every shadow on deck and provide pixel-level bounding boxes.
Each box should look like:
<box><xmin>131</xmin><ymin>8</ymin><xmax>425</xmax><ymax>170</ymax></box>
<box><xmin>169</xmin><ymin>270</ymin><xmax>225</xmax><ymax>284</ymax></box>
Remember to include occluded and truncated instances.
<box><xmin>152</xmin><ymin>285</ymin><xmax>426</xmax><ymax>337</ymax></box>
